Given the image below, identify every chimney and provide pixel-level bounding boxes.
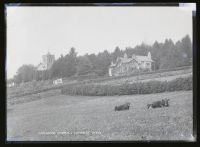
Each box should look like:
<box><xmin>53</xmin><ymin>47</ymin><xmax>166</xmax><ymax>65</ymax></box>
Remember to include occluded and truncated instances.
<box><xmin>148</xmin><ymin>52</ymin><xmax>151</xmax><ymax>59</ymax></box>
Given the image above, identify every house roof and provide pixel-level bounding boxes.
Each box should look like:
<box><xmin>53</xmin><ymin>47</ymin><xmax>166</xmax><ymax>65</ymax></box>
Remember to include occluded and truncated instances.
<box><xmin>109</xmin><ymin>52</ymin><xmax>154</xmax><ymax>68</ymax></box>
<box><xmin>110</xmin><ymin>62</ymin><xmax>117</xmax><ymax>67</ymax></box>
<box><xmin>135</xmin><ymin>56</ymin><xmax>154</xmax><ymax>62</ymax></box>
<box><xmin>37</xmin><ymin>62</ymin><xmax>47</xmax><ymax>70</ymax></box>
<box><xmin>37</xmin><ymin>63</ymin><xmax>44</xmax><ymax>68</ymax></box>
<box><xmin>116</xmin><ymin>57</ymin><xmax>131</xmax><ymax>64</ymax></box>
<box><xmin>110</xmin><ymin>58</ymin><xmax>137</xmax><ymax>68</ymax></box>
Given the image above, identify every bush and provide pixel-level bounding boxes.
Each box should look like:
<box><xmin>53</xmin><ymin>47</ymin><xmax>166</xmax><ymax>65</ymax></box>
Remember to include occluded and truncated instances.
<box><xmin>61</xmin><ymin>76</ymin><xmax>192</xmax><ymax>96</ymax></box>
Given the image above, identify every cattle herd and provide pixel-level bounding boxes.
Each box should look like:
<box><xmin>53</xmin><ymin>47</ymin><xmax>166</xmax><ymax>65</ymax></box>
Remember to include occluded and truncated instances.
<box><xmin>114</xmin><ymin>99</ymin><xmax>170</xmax><ymax>111</ymax></box>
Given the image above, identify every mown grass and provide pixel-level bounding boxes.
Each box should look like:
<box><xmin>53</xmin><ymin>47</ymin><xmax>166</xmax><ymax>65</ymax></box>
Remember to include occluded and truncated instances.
<box><xmin>61</xmin><ymin>76</ymin><xmax>192</xmax><ymax>96</ymax></box>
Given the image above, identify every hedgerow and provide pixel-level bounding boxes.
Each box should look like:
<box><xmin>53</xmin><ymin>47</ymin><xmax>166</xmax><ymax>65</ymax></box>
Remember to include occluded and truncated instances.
<box><xmin>61</xmin><ymin>76</ymin><xmax>192</xmax><ymax>96</ymax></box>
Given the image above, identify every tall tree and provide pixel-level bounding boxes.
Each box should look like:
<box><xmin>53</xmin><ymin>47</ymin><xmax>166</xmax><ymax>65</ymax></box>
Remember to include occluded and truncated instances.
<box><xmin>97</xmin><ymin>50</ymin><xmax>111</xmax><ymax>76</ymax></box>
<box><xmin>65</xmin><ymin>47</ymin><xmax>77</xmax><ymax>76</ymax></box>
<box><xmin>150</xmin><ymin>41</ymin><xmax>163</xmax><ymax>70</ymax></box>
<box><xmin>112</xmin><ymin>46</ymin><xmax>123</xmax><ymax>62</ymax></box>
<box><xmin>76</xmin><ymin>56</ymin><xmax>93</xmax><ymax>75</ymax></box>
<box><xmin>159</xmin><ymin>39</ymin><xmax>176</xmax><ymax>69</ymax></box>
<box><xmin>180</xmin><ymin>35</ymin><xmax>192</xmax><ymax>59</ymax></box>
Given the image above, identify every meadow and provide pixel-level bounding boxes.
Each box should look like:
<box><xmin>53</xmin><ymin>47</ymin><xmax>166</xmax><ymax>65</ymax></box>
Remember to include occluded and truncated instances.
<box><xmin>7</xmin><ymin>66</ymin><xmax>194</xmax><ymax>141</ymax></box>
<box><xmin>7</xmin><ymin>90</ymin><xmax>193</xmax><ymax>141</ymax></box>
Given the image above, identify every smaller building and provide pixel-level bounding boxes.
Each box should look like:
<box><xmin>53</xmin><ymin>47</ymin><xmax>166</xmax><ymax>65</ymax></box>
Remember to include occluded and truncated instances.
<box><xmin>7</xmin><ymin>82</ymin><xmax>15</xmax><ymax>88</ymax></box>
<box><xmin>53</xmin><ymin>78</ymin><xmax>63</xmax><ymax>85</ymax></box>
<box><xmin>109</xmin><ymin>52</ymin><xmax>154</xmax><ymax>76</ymax></box>
<box><xmin>37</xmin><ymin>52</ymin><xmax>55</xmax><ymax>71</ymax></box>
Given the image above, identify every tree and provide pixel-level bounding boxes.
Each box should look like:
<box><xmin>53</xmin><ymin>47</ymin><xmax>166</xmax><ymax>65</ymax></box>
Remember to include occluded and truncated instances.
<box><xmin>150</xmin><ymin>41</ymin><xmax>163</xmax><ymax>70</ymax></box>
<box><xmin>50</xmin><ymin>47</ymin><xmax>78</xmax><ymax>78</ymax></box>
<box><xmin>50</xmin><ymin>57</ymin><xmax>66</xmax><ymax>78</ymax></box>
<box><xmin>174</xmin><ymin>40</ymin><xmax>189</xmax><ymax>67</ymax></box>
<box><xmin>112</xmin><ymin>46</ymin><xmax>123</xmax><ymax>62</ymax></box>
<box><xmin>96</xmin><ymin>50</ymin><xmax>111</xmax><ymax>76</ymax></box>
<box><xmin>181</xmin><ymin>35</ymin><xmax>192</xmax><ymax>59</ymax></box>
<box><xmin>159</xmin><ymin>39</ymin><xmax>176</xmax><ymax>69</ymax></box>
<box><xmin>87</xmin><ymin>53</ymin><xmax>97</xmax><ymax>69</ymax></box>
<box><xmin>13</xmin><ymin>64</ymin><xmax>37</xmax><ymax>83</ymax></box>
<box><xmin>40</xmin><ymin>34</ymin><xmax>193</xmax><ymax>80</ymax></box>
<box><xmin>76</xmin><ymin>56</ymin><xmax>92</xmax><ymax>75</ymax></box>
<box><xmin>64</xmin><ymin>47</ymin><xmax>77</xmax><ymax>77</ymax></box>
<box><xmin>69</xmin><ymin>47</ymin><xmax>77</xmax><ymax>59</ymax></box>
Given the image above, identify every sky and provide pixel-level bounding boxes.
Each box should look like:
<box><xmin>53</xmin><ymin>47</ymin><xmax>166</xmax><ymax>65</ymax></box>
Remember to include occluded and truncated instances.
<box><xmin>6</xmin><ymin>4</ymin><xmax>195</xmax><ymax>79</ymax></box>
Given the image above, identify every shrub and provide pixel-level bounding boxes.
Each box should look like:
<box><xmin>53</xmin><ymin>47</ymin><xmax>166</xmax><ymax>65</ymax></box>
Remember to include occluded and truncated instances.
<box><xmin>61</xmin><ymin>76</ymin><xmax>192</xmax><ymax>96</ymax></box>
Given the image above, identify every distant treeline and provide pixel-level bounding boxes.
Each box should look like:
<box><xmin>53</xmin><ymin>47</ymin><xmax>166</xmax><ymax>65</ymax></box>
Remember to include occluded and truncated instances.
<box><xmin>11</xmin><ymin>35</ymin><xmax>192</xmax><ymax>84</ymax></box>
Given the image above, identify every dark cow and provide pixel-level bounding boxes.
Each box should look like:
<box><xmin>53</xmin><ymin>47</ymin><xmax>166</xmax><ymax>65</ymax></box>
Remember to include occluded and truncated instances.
<box><xmin>147</xmin><ymin>100</ymin><xmax>162</xmax><ymax>109</ymax></box>
<box><xmin>115</xmin><ymin>102</ymin><xmax>131</xmax><ymax>111</ymax></box>
<box><xmin>164</xmin><ymin>98</ymin><xmax>170</xmax><ymax>107</ymax></box>
<box><xmin>147</xmin><ymin>99</ymin><xmax>170</xmax><ymax>109</ymax></box>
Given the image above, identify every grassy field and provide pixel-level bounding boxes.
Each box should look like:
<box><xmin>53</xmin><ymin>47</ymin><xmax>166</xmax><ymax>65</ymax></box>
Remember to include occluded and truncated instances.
<box><xmin>7</xmin><ymin>90</ymin><xmax>193</xmax><ymax>141</ymax></box>
<box><xmin>96</xmin><ymin>68</ymin><xmax>192</xmax><ymax>85</ymax></box>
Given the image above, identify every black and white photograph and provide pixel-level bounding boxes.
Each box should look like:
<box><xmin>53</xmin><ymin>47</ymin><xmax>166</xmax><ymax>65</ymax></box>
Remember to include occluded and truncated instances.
<box><xmin>6</xmin><ymin>3</ymin><xmax>196</xmax><ymax>141</ymax></box>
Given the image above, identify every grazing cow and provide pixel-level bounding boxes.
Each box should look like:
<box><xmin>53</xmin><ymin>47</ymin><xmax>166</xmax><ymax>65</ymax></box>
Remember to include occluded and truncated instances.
<box><xmin>147</xmin><ymin>99</ymin><xmax>170</xmax><ymax>109</ymax></box>
<box><xmin>147</xmin><ymin>100</ymin><xmax>162</xmax><ymax>109</ymax></box>
<box><xmin>164</xmin><ymin>98</ymin><xmax>170</xmax><ymax>107</ymax></box>
<box><xmin>115</xmin><ymin>102</ymin><xmax>131</xmax><ymax>111</ymax></box>
<box><xmin>147</xmin><ymin>104</ymin><xmax>152</xmax><ymax>109</ymax></box>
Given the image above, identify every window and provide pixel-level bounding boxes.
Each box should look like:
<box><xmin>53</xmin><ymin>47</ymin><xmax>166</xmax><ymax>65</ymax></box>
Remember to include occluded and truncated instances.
<box><xmin>146</xmin><ymin>62</ymin><xmax>150</xmax><ymax>66</ymax></box>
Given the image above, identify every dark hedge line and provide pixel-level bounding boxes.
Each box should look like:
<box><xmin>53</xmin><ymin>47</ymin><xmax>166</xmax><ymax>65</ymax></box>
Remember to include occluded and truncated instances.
<box><xmin>8</xmin><ymin>66</ymin><xmax>191</xmax><ymax>98</ymax></box>
<box><xmin>61</xmin><ymin>76</ymin><xmax>192</xmax><ymax>96</ymax></box>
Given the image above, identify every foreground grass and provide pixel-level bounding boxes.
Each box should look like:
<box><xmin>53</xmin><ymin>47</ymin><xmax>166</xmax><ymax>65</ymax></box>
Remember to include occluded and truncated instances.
<box><xmin>7</xmin><ymin>91</ymin><xmax>193</xmax><ymax>141</ymax></box>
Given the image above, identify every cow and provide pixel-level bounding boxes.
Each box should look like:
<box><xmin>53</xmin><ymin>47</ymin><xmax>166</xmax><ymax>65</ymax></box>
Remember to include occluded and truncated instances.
<box><xmin>164</xmin><ymin>98</ymin><xmax>170</xmax><ymax>107</ymax></box>
<box><xmin>147</xmin><ymin>100</ymin><xmax>162</xmax><ymax>109</ymax></box>
<box><xmin>115</xmin><ymin>102</ymin><xmax>131</xmax><ymax>111</ymax></box>
<box><xmin>147</xmin><ymin>99</ymin><xmax>170</xmax><ymax>109</ymax></box>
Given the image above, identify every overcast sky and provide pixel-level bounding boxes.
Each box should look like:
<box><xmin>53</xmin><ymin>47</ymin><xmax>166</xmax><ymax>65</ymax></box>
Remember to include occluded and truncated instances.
<box><xmin>6</xmin><ymin>5</ymin><xmax>194</xmax><ymax>79</ymax></box>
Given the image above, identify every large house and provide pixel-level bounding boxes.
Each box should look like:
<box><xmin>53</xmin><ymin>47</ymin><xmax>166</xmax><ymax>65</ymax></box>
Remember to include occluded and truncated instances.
<box><xmin>37</xmin><ymin>52</ymin><xmax>55</xmax><ymax>71</ymax></box>
<box><xmin>109</xmin><ymin>52</ymin><xmax>154</xmax><ymax>76</ymax></box>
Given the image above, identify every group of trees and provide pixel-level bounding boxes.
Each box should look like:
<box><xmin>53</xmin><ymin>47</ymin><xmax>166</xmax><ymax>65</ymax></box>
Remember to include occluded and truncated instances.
<box><xmin>11</xmin><ymin>35</ymin><xmax>192</xmax><ymax>84</ymax></box>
